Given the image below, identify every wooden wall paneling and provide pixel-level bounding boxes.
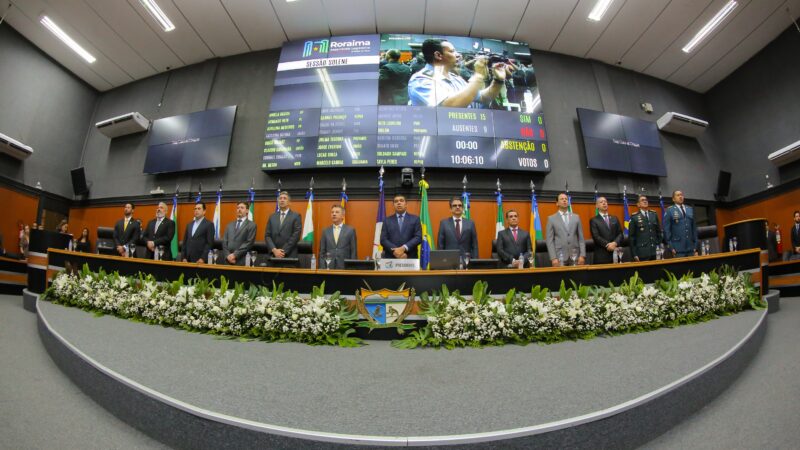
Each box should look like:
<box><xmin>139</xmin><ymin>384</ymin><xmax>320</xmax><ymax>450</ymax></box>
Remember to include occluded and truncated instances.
<box><xmin>1</xmin><ymin>186</ymin><xmax>39</xmax><ymax>255</ymax></box>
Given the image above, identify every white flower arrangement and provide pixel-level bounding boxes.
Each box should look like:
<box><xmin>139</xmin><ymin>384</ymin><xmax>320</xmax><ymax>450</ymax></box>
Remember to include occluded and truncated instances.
<box><xmin>45</xmin><ymin>265</ymin><xmax>762</xmax><ymax>349</ymax></box>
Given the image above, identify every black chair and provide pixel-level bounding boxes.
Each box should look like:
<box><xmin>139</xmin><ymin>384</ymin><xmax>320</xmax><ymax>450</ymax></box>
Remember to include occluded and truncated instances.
<box><xmin>297</xmin><ymin>241</ymin><xmax>313</xmax><ymax>268</ymax></box>
<box><xmin>534</xmin><ymin>241</ymin><xmax>551</xmax><ymax>268</ymax></box>
<box><xmin>251</xmin><ymin>241</ymin><xmax>270</xmax><ymax>267</ymax></box>
<box><xmin>697</xmin><ymin>225</ymin><xmax>720</xmax><ymax>254</ymax></box>
<box><xmin>468</xmin><ymin>258</ymin><xmax>500</xmax><ymax>270</ymax></box>
<box><xmin>96</xmin><ymin>226</ymin><xmax>116</xmax><ymax>255</ymax></box>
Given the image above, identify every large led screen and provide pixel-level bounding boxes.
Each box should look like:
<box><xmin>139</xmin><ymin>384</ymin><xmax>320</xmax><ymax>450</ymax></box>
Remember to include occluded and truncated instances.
<box><xmin>262</xmin><ymin>34</ymin><xmax>549</xmax><ymax>172</ymax></box>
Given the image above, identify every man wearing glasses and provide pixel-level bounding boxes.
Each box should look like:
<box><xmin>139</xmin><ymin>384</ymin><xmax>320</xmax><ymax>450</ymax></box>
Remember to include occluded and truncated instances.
<box><xmin>437</xmin><ymin>196</ymin><xmax>479</xmax><ymax>258</ymax></box>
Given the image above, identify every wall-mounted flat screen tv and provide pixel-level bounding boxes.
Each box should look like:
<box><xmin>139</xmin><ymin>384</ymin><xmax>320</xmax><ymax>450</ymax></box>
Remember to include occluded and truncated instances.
<box><xmin>577</xmin><ymin>108</ymin><xmax>666</xmax><ymax>177</ymax></box>
<box><xmin>144</xmin><ymin>105</ymin><xmax>237</xmax><ymax>174</ymax></box>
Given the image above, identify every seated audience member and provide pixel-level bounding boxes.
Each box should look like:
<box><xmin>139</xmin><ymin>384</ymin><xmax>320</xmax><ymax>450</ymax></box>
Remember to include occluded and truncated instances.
<box><xmin>496</xmin><ymin>209</ymin><xmax>533</xmax><ymax>268</ymax></box>
<box><xmin>221</xmin><ymin>202</ymin><xmax>257</xmax><ymax>265</ymax></box>
<box><xmin>75</xmin><ymin>227</ymin><xmax>92</xmax><ymax>253</ymax></box>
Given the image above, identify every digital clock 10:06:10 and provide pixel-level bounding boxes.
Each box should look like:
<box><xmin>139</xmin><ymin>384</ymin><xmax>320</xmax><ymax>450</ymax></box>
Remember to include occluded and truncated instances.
<box><xmin>450</xmin><ymin>155</ymin><xmax>484</xmax><ymax>165</ymax></box>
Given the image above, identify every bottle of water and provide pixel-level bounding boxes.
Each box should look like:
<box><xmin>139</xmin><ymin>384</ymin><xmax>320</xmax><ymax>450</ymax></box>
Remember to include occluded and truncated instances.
<box><xmin>208</xmin><ymin>250</ymin><xmax>214</xmax><ymax>264</ymax></box>
<box><xmin>245</xmin><ymin>252</ymin><xmax>251</xmax><ymax>267</ymax></box>
<box><xmin>154</xmin><ymin>246</ymin><xmax>160</xmax><ymax>261</ymax></box>
<box><xmin>519</xmin><ymin>253</ymin><xmax>525</xmax><ymax>269</ymax></box>
<box><xmin>310</xmin><ymin>254</ymin><xmax>316</xmax><ymax>270</ymax></box>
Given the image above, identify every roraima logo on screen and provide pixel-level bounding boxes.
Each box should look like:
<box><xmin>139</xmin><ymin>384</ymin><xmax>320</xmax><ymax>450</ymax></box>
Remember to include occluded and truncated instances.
<box><xmin>302</xmin><ymin>39</ymin><xmax>329</xmax><ymax>58</ymax></box>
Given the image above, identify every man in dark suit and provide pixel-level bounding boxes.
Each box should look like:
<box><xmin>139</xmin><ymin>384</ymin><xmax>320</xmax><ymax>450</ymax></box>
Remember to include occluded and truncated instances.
<box><xmin>380</xmin><ymin>194</ymin><xmax>422</xmax><ymax>259</ymax></box>
<box><xmin>790</xmin><ymin>210</ymin><xmax>800</xmax><ymax>260</ymax></box>
<box><xmin>546</xmin><ymin>193</ymin><xmax>586</xmax><ymax>266</ymax></box>
<box><xmin>181</xmin><ymin>202</ymin><xmax>215</xmax><ymax>263</ymax></box>
<box><xmin>319</xmin><ymin>205</ymin><xmax>357</xmax><ymax>269</ymax></box>
<box><xmin>628</xmin><ymin>195</ymin><xmax>662</xmax><ymax>262</ymax></box>
<box><xmin>379</xmin><ymin>49</ymin><xmax>412</xmax><ymax>105</ymax></box>
<box><xmin>496</xmin><ymin>209</ymin><xmax>533</xmax><ymax>268</ymax></box>
<box><xmin>663</xmin><ymin>190</ymin><xmax>698</xmax><ymax>258</ymax></box>
<box><xmin>589</xmin><ymin>196</ymin><xmax>623</xmax><ymax>264</ymax></box>
<box><xmin>113</xmin><ymin>202</ymin><xmax>141</xmax><ymax>257</ymax></box>
<box><xmin>437</xmin><ymin>196</ymin><xmax>479</xmax><ymax>258</ymax></box>
<box><xmin>265</xmin><ymin>191</ymin><xmax>302</xmax><ymax>259</ymax></box>
<box><xmin>142</xmin><ymin>201</ymin><xmax>175</xmax><ymax>261</ymax></box>
<box><xmin>222</xmin><ymin>201</ymin><xmax>257</xmax><ymax>266</ymax></box>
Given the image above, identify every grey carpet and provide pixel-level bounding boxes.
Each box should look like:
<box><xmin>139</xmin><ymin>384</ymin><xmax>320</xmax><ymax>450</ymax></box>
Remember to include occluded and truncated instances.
<box><xmin>37</xmin><ymin>296</ymin><xmax>763</xmax><ymax>438</ymax></box>
<box><xmin>0</xmin><ymin>295</ymin><xmax>167</xmax><ymax>450</ymax></box>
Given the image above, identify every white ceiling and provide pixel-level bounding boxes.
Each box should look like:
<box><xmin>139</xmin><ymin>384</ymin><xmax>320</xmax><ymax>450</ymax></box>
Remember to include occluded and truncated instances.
<box><xmin>3</xmin><ymin>0</ymin><xmax>799</xmax><ymax>93</ymax></box>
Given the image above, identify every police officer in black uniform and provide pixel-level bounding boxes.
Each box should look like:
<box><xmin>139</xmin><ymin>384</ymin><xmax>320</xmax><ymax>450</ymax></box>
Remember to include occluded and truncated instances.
<box><xmin>629</xmin><ymin>195</ymin><xmax>662</xmax><ymax>261</ymax></box>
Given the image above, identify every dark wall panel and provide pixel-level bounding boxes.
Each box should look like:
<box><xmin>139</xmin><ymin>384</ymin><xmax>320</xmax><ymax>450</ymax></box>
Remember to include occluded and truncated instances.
<box><xmin>706</xmin><ymin>26</ymin><xmax>800</xmax><ymax>200</ymax></box>
<box><xmin>0</xmin><ymin>25</ymin><xmax>97</xmax><ymax>197</ymax></box>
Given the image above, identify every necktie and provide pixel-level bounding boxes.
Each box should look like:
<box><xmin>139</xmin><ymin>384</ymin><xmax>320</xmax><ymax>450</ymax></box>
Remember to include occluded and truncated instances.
<box><xmin>123</xmin><ymin>219</ymin><xmax>129</xmax><ymax>232</ymax></box>
<box><xmin>455</xmin><ymin>219</ymin><xmax>461</xmax><ymax>239</ymax></box>
<box><xmin>235</xmin><ymin>219</ymin><xmax>241</xmax><ymax>231</ymax></box>
<box><xmin>680</xmin><ymin>205</ymin><xmax>686</xmax><ymax>217</ymax></box>
<box><xmin>280</xmin><ymin>212</ymin><xmax>286</xmax><ymax>225</ymax></box>
<box><xmin>512</xmin><ymin>228</ymin><xmax>518</xmax><ymax>242</ymax></box>
<box><xmin>603</xmin><ymin>215</ymin><xmax>610</xmax><ymax>228</ymax></box>
<box><xmin>333</xmin><ymin>225</ymin><xmax>340</xmax><ymax>244</ymax></box>
<box><xmin>642</xmin><ymin>212</ymin><xmax>649</xmax><ymax>225</ymax></box>
<box><xmin>155</xmin><ymin>219</ymin><xmax>161</xmax><ymax>232</ymax></box>
<box><xmin>398</xmin><ymin>214</ymin><xmax>404</xmax><ymax>231</ymax></box>
<box><xmin>562</xmin><ymin>213</ymin><xmax>569</xmax><ymax>227</ymax></box>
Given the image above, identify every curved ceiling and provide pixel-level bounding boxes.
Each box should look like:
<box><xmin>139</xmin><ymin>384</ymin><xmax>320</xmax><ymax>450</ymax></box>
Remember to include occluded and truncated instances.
<box><xmin>3</xmin><ymin>0</ymin><xmax>799</xmax><ymax>93</ymax></box>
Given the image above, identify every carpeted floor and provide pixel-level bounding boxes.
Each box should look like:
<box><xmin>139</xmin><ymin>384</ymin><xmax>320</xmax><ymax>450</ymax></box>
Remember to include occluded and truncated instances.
<box><xmin>2</xmin><ymin>294</ymin><xmax>799</xmax><ymax>448</ymax></box>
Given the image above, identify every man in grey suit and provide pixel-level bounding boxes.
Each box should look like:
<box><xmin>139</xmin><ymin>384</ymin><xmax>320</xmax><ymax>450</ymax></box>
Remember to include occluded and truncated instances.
<box><xmin>222</xmin><ymin>201</ymin><xmax>257</xmax><ymax>265</ymax></box>
<box><xmin>546</xmin><ymin>192</ymin><xmax>586</xmax><ymax>266</ymax></box>
<box><xmin>437</xmin><ymin>196</ymin><xmax>479</xmax><ymax>258</ymax></box>
<box><xmin>319</xmin><ymin>205</ymin><xmax>357</xmax><ymax>269</ymax></box>
<box><xmin>265</xmin><ymin>191</ymin><xmax>302</xmax><ymax>259</ymax></box>
<box><xmin>496</xmin><ymin>209</ymin><xmax>533</xmax><ymax>268</ymax></box>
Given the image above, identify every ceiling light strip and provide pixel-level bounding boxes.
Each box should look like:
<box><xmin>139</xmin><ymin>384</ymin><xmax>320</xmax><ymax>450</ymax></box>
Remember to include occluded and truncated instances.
<box><xmin>588</xmin><ymin>0</ymin><xmax>614</xmax><ymax>22</ymax></box>
<box><xmin>40</xmin><ymin>16</ymin><xmax>96</xmax><ymax>63</ymax></box>
<box><xmin>139</xmin><ymin>0</ymin><xmax>176</xmax><ymax>32</ymax></box>
<box><xmin>682</xmin><ymin>1</ymin><xmax>738</xmax><ymax>53</ymax></box>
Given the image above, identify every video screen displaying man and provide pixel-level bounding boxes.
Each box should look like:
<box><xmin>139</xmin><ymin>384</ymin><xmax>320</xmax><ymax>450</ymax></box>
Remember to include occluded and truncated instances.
<box><xmin>378</xmin><ymin>35</ymin><xmax>539</xmax><ymax>112</ymax></box>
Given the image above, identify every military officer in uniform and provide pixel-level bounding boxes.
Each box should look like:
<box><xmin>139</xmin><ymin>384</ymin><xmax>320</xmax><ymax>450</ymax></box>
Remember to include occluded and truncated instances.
<box><xmin>663</xmin><ymin>190</ymin><xmax>698</xmax><ymax>258</ymax></box>
<box><xmin>628</xmin><ymin>195</ymin><xmax>662</xmax><ymax>261</ymax></box>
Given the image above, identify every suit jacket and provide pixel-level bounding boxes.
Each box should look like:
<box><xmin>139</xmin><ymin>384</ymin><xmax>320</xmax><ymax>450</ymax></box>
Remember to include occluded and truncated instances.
<box><xmin>628</xmin><ymin>210</ymin><xmax>662</xmax><ymax>260</ymax></box>
<box><xmin>181</xmin><ymin>218</ymin><xmax>215</xmax><ymax>263</ymax></box>
<box><xmin>265</xmin><ymin>209</ymin><xmax>302</xmax><ymax>258</ymax></box>
<box><xmin>589</xmin><ymin>214</ymin><xmax>623</xmax><ymax>264</ymax></box>
<box><xmin>319</xmin><ymin>223</ymin><xmax>357</xmax><ymax>269</ymax></box>
<box><xmin>663</xmin><ymin>204</ymin><xmax>697</xmax><ymax>254</ymax></box>
<box><xmin>380</xmin><ymin>213</ymin><xmax>422</xmax><ymax>258</ymax></box>
<box><xmin>437</xmin><ymin>217</ymin><xmax>478</xmax><ymax>257</ymax></box>
<box><xmin>113</xmin><ymin>217</ymin><xmax>141</xmax><ymax>248</ymax></box>
<box><xmin>222</xmin><ymin>219</ymin><xmax>257</xmax><ymax>265</ymax></box>
<box><xmin>545</xmin><ymin>211</ymin><xmax>586</xmax><ymax>261</ymax></box>
<box><xmin>496</xmin><ymin>227</ymin><xmax>532</xmax><ymax>267</ymax></box>
<box><xmin>142</xmin><ymin>217</ymin><xmax>176</xmax><ymax>261</ymax></box>
<box><xmin>792</xmin><ymin>223</ymin><xmax>800</xmax><ymax>253</ymax></box>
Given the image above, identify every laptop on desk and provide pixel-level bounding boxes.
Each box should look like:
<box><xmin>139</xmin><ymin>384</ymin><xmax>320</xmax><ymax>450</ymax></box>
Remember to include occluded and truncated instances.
<box><xmin>429</xmin><ymin>250</ymin><xmax>461</xmax><ymax>270</ymax></box>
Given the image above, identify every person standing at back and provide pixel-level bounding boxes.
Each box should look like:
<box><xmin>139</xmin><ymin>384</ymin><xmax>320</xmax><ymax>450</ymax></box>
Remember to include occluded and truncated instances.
<box><xmin>380</xmin><ymin>194</ymin><xmax>422</xmax><ymax>259</ymax></box>
<box><xmin>181</xmin><ymin>202</ymin><xmax>215</xmax><ymax>263</ymax></box>
<box><xmin>663</xmin><ymin>190</ymin><xmax>698</xmax><ymax>257</ymax></box>
<box><xmin>546</xmin><ymin>193</ymin><xmax>586</xmax><ymax>266</ymax></box>
<box><xmin>589</xmin><ymin>196</ymin><xmax>622</xmax><ymax>264</ymax></box>
<box><xmin>113</xmin><ymin>202</ymin><xmax>140</xmax><ymax>257</ymax></box>
<box><xmin>265</xmin><ymin>191</ymin><xmax>302</xmax><ymax>259</ymax></box>
<box><xmin>437</xmin><ymin>196</ymin><xmax>479</xmax><ymax>258</ymax></box>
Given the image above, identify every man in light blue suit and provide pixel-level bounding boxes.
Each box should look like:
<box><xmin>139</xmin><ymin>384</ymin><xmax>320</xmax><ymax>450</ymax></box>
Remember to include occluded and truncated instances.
<box><xmin>663</xmin><ymin>190</ymin><xmax>698</xmax><ymax>258</ymax></box>
<box><xmin>380</xmin><ymin>194</ymin><xmax>422</xmax><ymax>259</ymax></box>
<box><xmin>437</xmin><ymin>196</ymin><xmax>478</xmax><ymax>258</ymax></box>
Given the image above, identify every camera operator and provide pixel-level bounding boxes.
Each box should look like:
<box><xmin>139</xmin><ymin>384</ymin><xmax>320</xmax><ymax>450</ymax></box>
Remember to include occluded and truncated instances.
<box><xmin>408</xmin><ymin>38</ymin><xmax>514</xmax><ymax>108</ymax></box>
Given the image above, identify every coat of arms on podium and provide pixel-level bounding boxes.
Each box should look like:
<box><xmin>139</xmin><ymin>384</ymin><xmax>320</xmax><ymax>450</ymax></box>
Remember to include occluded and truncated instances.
<box><xmin>355</xmin><ymin>287</ymin><xmax>416</xmax><ymax>326</ymax></box>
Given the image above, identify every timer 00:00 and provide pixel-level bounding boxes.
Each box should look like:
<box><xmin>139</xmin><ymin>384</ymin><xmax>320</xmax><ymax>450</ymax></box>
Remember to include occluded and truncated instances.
<box><xmin>454</xmin><ymin>140</ymin><xmax>479</xmax><ymax>150</ymax></box>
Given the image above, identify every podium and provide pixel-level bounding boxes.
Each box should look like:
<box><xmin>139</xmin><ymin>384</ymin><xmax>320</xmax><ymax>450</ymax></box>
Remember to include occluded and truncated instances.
<box><xmin>723</xmin><ymin>218</ymin><xmax>767</xmax><ymax>252</ymax></box>
<box><xmin>26</xmin><ymin>229</ymin><xmax>72</xmax><ymax>293</ymax></box>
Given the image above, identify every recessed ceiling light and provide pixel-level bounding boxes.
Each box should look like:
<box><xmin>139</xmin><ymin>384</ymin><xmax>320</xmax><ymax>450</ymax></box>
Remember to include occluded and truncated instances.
<box><xmin>682</xmin><ymin>1</ymin><xmax>738</xmax><ymax>53</ymax></box>
<box><xmin>40</xmin><ymin>16</ymin><xmax>96</xmax><ymax>63</ymax></box>
<box><xmin>139</xmin><ymin>0</ymin><xmax>175</xmax><ymax>32</ymax></box>
<box><xmin>588</xmin><ymin>0</ymin><xmax>614</xmax><ymax>22</ymax></box>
